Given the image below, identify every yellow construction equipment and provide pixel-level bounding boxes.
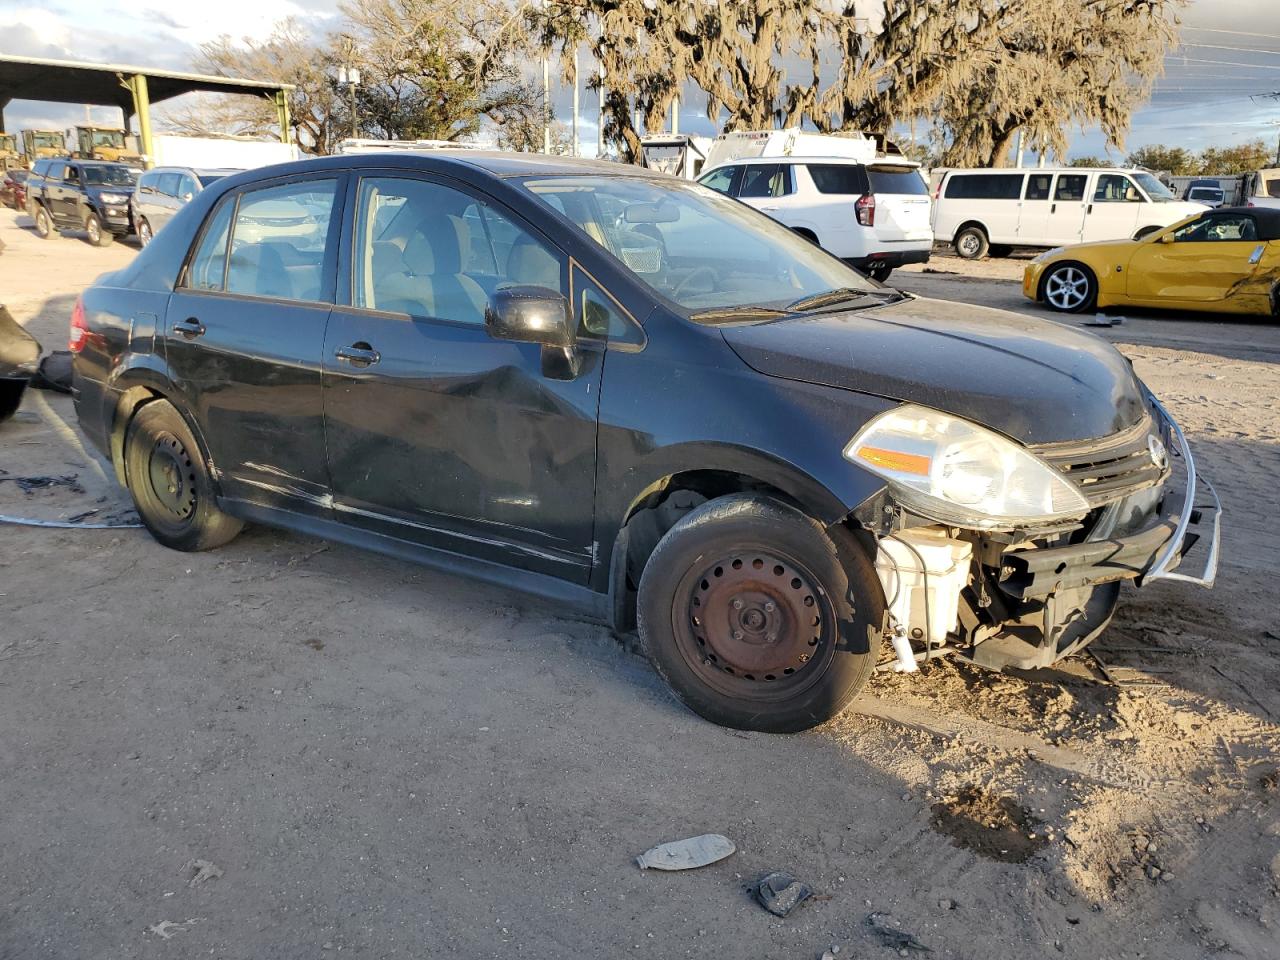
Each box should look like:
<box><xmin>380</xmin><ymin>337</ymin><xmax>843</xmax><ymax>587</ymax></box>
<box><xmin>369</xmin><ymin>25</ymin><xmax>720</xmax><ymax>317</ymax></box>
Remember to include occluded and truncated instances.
<box><xmin>72</xmin><ymin>125</ymin><xmax>144</xmax><ymax>164</ymax></box>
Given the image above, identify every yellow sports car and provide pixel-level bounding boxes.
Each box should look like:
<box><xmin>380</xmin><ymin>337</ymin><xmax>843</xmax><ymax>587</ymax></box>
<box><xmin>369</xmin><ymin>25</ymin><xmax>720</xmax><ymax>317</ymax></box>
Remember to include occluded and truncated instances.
<box><xmin>1023</xmin><ymin>206</ymin><xmax>1280</xmax><ymax>316</ymax></box>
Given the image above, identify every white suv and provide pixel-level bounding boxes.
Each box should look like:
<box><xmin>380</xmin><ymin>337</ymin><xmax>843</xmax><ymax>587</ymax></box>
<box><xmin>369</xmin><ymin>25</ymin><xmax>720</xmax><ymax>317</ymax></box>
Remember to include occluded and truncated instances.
<box><xmin>696</xmin><ymin>156</ymin><xmax>933</xmax><ymax>280</ymax></box>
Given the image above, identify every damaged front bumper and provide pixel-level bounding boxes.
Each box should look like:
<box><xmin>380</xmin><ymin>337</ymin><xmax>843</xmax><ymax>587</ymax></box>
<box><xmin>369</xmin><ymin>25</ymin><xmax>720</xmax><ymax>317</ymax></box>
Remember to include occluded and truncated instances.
<box><xmin>0</xmin><ymin>304</ymin><xmax>42</xmax><ymax>423</ymax></box>
<box><xmin>871</xmin><ymin>398</ymin><xmax>1220</xmax><ymax>673</ymax></box>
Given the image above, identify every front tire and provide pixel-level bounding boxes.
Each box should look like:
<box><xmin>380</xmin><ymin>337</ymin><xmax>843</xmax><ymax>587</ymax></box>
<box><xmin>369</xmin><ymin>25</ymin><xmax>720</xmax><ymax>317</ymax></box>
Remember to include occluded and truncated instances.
<box><xmin>138</xmin><ymin>218</ymin><xmax>153</xmax><ymax>247</ymax></box>
<box><xmin>1040</xmin><ymin>261</ymin><xmax>1098</xmax><ymax>313</ymax></box>
<box><xmin>123</xmin><ymin>400</ymin><xmax>243</xmax><ymax>552</ymax></box>
<box><xmin>85</xmin><ymin>213</ymin><xmax>113</xmax><ymax>246</ymax></box>
<box><xmin>637</xmin><ymin>495</ymin><xmax>884</xmax><ymax>733</ymax></box>
<box><xmin>954</xmin><ymin>225</ymin><xmax>989</xmax><ymax>260</ymax></box>
<box><xmin>34</xmin><ymin>205</ymin><xmax>52</xmax><ymax>238</ymax></box>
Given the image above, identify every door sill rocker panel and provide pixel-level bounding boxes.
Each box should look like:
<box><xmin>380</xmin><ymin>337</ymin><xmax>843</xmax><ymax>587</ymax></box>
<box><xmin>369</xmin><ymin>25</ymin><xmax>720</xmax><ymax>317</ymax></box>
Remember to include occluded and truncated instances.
<box><xmin>220</xmin><ymin>498</ymin><xmax>611</xmax><ymax>623</ymax></box>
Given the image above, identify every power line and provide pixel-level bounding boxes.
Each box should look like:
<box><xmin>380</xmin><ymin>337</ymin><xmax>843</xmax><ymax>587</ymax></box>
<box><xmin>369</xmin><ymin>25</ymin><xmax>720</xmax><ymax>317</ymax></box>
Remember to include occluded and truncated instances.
<box><xmin>1183</xmin><ymin>26</ymin><xmax>1280</xmax><ymax>44</ymax></box>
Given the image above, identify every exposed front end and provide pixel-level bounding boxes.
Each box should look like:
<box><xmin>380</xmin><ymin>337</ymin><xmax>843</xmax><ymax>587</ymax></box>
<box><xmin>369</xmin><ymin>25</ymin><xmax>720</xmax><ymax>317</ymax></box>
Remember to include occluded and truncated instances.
<box><xmin>851</xmin><ymin>397</ymin><xmax>1220</xmax><ymax>672</ymax></box>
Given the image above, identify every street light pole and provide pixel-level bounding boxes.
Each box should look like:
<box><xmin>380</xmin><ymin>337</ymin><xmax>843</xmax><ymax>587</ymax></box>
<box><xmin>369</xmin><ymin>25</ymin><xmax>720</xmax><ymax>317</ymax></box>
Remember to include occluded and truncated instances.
<box><xmin>338</xmin><ymin>65</ymin><xmax>360</xmax><ymax>142</ymax></box>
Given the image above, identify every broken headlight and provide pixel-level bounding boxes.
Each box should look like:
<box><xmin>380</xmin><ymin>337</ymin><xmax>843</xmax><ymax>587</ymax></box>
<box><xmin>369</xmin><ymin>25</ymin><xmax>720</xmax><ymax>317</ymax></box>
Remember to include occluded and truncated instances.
<box><xmin>845</xmin><ymin>404</ymin><xmax>1090</xmax><ymax>529</ymax></box>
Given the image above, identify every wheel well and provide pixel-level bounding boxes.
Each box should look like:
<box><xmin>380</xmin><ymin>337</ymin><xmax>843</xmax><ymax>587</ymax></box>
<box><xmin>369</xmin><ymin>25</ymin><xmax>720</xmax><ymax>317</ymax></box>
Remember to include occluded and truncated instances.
<box><xmin>611</xmin><ymin>471</ymin><xmax>809</xmax><ymax>633</ymax></box>
<box><xmin>1133</xmin><ymin>225</ymin><xmax>1160</xmax><ymax>240</ymax></box>
<box><xmin>792</xmin><ymin>227</ymin><xmax>819</xmax><ymax>244</ymax></box>
<box><xmin>1036</xmin><ymin>259</ymin><xmax>1096</xmax><ymax>302</ymax></box>
<box><xmin>108</xmin><ymin>385</ymin><xmax>165</xmax><ymax>485</ymax></box>
<box><xmin>953</xmin><ymin>220</ymin><xmax>988</xmax><ymax>243</ymax></box>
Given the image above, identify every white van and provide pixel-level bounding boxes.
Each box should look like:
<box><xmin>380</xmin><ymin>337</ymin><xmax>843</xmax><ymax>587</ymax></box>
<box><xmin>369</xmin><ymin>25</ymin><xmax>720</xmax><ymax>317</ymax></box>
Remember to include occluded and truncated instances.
<box><xmin>697</xmin><ymin>156</ymin><xmax>932</xmax><ymax>280</ymax></box>
<box><xmin>931</xmin><ymin>167</ymin><xmax>1206</xmax><ymax>258</ymax></box>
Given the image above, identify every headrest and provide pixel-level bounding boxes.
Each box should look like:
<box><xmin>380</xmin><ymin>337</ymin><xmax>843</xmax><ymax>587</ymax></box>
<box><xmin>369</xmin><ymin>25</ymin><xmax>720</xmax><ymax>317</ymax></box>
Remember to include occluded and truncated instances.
<box><xmin>402</xmin><ymin>215</ymin><xmax>469</xmax><ymax>275</ymax></box>
<box><xmin>506</xmin><ymin>236</ymin><xmax>560</xmax><ymax>289</ymax></box>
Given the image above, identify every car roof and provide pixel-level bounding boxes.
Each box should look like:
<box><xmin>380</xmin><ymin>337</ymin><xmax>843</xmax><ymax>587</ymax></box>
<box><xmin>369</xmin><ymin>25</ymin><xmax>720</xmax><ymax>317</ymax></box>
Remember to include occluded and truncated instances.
<box><xmin>231</xmin><ymin>150</ymin><xmax>654</xmax><ymax>181</ymax></box>
<box><xmin>714</xmin><ymin>155</ymin><xmax>916</xmax><ymax>167</ymax></box>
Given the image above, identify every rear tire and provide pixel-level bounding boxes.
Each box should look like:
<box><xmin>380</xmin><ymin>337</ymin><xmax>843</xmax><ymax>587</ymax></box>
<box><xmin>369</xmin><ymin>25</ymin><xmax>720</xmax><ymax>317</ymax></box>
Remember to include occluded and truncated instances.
<box><xmin>34</xmin><ymin>205</ymin><xmax>52</xmax><ymax>239</ymax></box>
<box><xmin>1040</xmin><ymin>261</ymin><xmax>1098</xmax><ymax>313</ymax></box>
<box><xmin>637</xmin><ymin>495</ymin><xmax>884</xmax><ymax>733</ymax></box>
<box><xmin>123</xmin><ymin>400</ymin><xmax>243</xmax><ymax>552</ymax></box>
<box><xmin>138</xmin><ymin>218</ymin><xmax>153</xmax><ymax>247</ymax></box>
<box><xmin>868</xmin><ymin>265</ymin><xmax>893</xmax><ymax>282</ymax></box>
<box><xmin>954</xmin><ymin>226</ymin><xmax>989</xmax><ymax>260</ymax></box>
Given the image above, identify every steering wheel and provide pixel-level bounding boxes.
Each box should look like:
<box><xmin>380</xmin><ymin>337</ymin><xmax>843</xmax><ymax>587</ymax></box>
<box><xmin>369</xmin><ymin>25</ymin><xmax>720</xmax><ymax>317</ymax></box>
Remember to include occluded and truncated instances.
<box><xmin>673</xmin><ymin>266</ymin><xmax>718</xmax><ymax>300</ymax></box>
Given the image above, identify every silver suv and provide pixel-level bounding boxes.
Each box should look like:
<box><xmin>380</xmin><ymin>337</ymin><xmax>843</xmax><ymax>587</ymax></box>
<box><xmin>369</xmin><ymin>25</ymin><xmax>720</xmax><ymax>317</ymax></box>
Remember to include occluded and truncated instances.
<box><xmin>131</xmin><ymin>167</ymin><xmax>238</xmax><ymax>246</ymax></box>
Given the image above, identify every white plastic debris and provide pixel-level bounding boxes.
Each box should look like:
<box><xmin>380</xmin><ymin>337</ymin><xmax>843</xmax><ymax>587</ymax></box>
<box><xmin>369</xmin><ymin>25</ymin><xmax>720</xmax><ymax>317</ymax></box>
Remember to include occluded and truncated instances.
<box><xmin>635</xmin><ymin>834</ymin><xmax>735</xmax><ymax>871</ymax></box>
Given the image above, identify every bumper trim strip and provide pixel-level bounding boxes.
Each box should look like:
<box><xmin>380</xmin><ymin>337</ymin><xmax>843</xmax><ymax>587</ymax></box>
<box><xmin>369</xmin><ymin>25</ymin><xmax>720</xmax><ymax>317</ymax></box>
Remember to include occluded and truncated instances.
<box><xmin>1144</xmin><ymin>394</ymin><xmax>1220</xmax><ymax>588</ymax></box>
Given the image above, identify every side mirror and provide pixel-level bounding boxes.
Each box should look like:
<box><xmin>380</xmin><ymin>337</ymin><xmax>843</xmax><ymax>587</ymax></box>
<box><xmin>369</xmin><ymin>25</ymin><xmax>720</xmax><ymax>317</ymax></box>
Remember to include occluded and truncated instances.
<box><xmin>485</xmin><ymin>285</ymin><xmax>574</xmax><ymax>349</ymax></box>
<box><xmin>181</xmin><ymin>192</ymin><xmax>193</xmax><ymax>202</ymax></box>
<box><xmin>1159</xmin><ymin>233</ymin><xmax>1174</xmax><ymax>244</ymax></box>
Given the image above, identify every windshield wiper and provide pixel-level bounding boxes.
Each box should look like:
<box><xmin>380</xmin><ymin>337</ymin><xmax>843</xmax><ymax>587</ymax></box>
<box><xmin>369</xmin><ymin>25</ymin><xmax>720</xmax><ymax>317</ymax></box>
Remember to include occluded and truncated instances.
<box><xmin>688</xmin><ymin>305</ymin><xmax>790</xmax><ymax>322</ymax></box>
<box><xmin>786</xmin><ymin>287</ymin><xmax>890</xmax><ymax>312</ymax></box>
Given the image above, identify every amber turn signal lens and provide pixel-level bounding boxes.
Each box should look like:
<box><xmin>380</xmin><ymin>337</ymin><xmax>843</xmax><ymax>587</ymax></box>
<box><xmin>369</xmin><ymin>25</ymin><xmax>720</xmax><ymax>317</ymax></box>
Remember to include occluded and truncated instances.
<box><xmin>856</xmin><ymin>446</ymin><xmax>931</xmax><ymax>476</ymax></box>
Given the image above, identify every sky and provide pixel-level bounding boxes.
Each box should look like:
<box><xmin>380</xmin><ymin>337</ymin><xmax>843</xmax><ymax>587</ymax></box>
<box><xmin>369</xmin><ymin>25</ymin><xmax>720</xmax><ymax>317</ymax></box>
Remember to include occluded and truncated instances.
<box><xmin>1</xmin><ymin>0</ymin><xmax>1277</xmax><ymax>163</ymax></box>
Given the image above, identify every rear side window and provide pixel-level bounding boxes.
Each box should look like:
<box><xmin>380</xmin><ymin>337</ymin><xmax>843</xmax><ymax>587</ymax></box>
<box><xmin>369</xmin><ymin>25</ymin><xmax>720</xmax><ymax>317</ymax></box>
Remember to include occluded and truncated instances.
<box><xmin>738</xmin><ymin>164</ymin><xmax>789</xmax><ymax>198</ymax></box>
<box><xmin>867</xmin><ymin>165</ymin><xmax>927</xmax><ymax>196</ymax></box>
<box><xmin>1054</xmin><ymin>174</ymin><xmax>1087</xmax><ymax>201</ymax></box>
<box><xmin>806</xmin><ymin>164</ymin><xmax>869</xmax><ymax>195</ymax></box>
<box><xmin>944</xmin><ymin>173</ymin><xmax>1024</xmax><ymax>200</ymax></box>
<box><xmin>1025</xmin><ymin>174</ymin><xmax>1053</xmax><ymax>200</ymax></box>
<box><xmin>185</xmin><ymin>199</ymin><xmax>235</xmax><ymax>291</ymax></box>
<box><xmin>138</xmin><ymin>171</ymin><xmax>157</xmax><ymax>192</ymax></box>
<box><xmin>226</xmin><ymin>179</ymin><xmax>337</xmax><ymax>301</ymax></box>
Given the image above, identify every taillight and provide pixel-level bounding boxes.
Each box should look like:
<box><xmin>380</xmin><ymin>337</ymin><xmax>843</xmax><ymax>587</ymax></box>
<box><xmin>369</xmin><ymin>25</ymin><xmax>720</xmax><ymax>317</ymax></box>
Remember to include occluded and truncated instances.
<box><xmin>68</xmin><ymin>296</ymin><xmax>88</xmax><ymax>352</ymax></box>
<box><xmin>855</xmin><ymin>192</ymin><xmax>876</xmax><ymax>227</ymax></box>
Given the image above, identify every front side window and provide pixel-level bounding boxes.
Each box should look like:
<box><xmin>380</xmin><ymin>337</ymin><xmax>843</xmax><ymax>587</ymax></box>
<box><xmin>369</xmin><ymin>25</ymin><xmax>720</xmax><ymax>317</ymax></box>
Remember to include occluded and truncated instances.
<box><xmin>1094</xmin><ymin>174</ymin><xmax>1142</xmax><ymax>203</ymax></box>
<box><xmin>1173</xmin><ymin>215</ymin><xmax>1257</xmax><ymax>243</ymax></box>
<box><xmin>1132</xmin><ymin>172</ymin><xmax>1175</xmax><ymax>201</ymax></box>
<box><xmin>1054</xmin><ymin>174</ymin><xmax>1087</xmax><ymax>201</ymax></box>
<box><xmin>225</xmin><ymin>179</ymin><xmax>337</xmax><ymax>301</ymax></box>
<box><xmin>520</xmin><ymin>176</ymin><xmax>877</xmax><ymax>315</ymax></box>
<box><xmin>698</xmin><ymin>166</ymin><xmax>736</xmax><ymax>194</ymax></box>
<box><xmin>157</xmin><ymin>173</ymin><xmax>182</xmax><ymax>197</ymax></box>
<box><xmin>353</xmin><ymin>176</ymin><xmax>564</xmax><ymax>325</ymax></box>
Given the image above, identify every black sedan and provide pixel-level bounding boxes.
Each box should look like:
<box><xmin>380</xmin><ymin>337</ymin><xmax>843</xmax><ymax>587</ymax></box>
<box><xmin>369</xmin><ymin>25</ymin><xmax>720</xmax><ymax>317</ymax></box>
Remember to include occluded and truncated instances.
<box><xmin>69</xmin><ymin>153</ymin><xmax>1219</xmax><ymax>732</ymax></box>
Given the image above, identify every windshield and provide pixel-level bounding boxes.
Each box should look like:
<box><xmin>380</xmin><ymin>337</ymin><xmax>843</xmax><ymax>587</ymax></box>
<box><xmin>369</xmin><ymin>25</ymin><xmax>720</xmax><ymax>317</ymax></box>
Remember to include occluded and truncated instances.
<box><xmin>519</xmin><ymin>176</ymin><xmax>878</xmax><ymax>316</ymax></box>
<box><xmin>91</xmin><ymin>130</ymin><xmax>126</xmax><ymax>148</ymax></box>
<box><xmin>33</xmin><ymin>133</ymin><xmax>62</xmax><ymax>148</ymax></box>
<box><xmin>1189</xmin><ymin>187</ymin><xmax>1222</xmax><ymax>199</ymax></box>
<box><xmin>1133</xmin><ymin>172</ymin><xmax>1176</xmax><ymax>202</ymax></box>
<box><xmin>81</xmin><ymin>165</ymin><xmax>136</xmax><ymax>186</ymax></box>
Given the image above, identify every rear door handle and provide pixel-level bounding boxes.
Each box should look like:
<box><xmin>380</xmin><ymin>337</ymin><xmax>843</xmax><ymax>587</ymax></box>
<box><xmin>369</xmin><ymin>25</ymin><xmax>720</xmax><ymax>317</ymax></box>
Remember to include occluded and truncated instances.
<box><xmin>173</xmin><ymin>317</ymin><xmax>205</xmax><ymax>339</ymax></box>
<box><xmin>334</xmin><ymin>342</ymin><xmax>380</xmax><ymax>367</ymax></box>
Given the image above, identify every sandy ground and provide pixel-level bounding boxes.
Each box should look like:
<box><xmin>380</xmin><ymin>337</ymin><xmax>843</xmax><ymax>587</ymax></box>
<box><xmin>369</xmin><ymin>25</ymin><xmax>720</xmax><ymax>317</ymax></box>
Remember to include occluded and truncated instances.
<box><xmin>2</xmin><ymin>209</ymin><xmax>1278</xmax><ymax>960</ymax></box>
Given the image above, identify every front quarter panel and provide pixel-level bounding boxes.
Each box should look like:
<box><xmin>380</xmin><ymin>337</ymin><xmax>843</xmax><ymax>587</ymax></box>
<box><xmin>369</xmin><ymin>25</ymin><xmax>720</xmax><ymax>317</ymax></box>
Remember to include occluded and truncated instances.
<box><xmin>592</xmin><ymin>308</ymin><xmax>895</xmax><ymax>590</ymax></box>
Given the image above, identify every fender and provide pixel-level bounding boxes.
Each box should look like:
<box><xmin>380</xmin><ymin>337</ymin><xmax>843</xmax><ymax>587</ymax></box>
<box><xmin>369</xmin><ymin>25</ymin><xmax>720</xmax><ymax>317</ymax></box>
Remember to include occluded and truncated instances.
<box><xmin>103</xmin><ymin>358</ymin><xmax>218</xmax><ymax>492</ymax></box>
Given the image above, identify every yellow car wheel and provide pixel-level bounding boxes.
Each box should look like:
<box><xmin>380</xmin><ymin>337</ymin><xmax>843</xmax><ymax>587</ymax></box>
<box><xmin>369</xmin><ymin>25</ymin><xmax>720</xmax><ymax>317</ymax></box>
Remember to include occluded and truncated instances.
<box><xmin>1041</xmin><ymin>262</ymin><xmax>1097</xmax><ymax>314</ymax></box>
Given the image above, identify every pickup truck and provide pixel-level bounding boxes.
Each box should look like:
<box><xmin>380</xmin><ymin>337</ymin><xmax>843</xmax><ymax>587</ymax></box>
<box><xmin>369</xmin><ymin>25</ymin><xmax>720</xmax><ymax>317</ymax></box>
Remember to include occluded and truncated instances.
<box><xmin>25</xmin><ymin>158</ymin><xmax>137</xmax><ymax>246</ymax></box>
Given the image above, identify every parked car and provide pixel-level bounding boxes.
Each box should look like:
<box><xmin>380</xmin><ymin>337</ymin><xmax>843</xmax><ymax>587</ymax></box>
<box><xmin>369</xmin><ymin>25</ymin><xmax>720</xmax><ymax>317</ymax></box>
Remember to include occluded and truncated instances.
<box><xmin>1</xmin><ymin>168</ymin><xmax>28</xmax><ymax>210</ymax></box>
<box><xmin>1186</xmin><ymin>185</ymin><xmax>1225</xmax><ymax>208</ymax></box>
<box><xmin>1025</xmin><ymin>206</ymin><xmax>1280</xmax><ymax>316</ymax></box>
<box><xmin>25</xmin><ymin>158</ymin><xmax>136</xmax><ymax>245</ymax></box>
<box><xmin>931</xmin><ymin>167</ymin><xmax>1206</xmax><ymax>259</ymax></box>
<box><xmin>697</xmin><ymin>156</ymin><xmax>932</xmax><ymax>280</ymax></box>
<box><xmin>132</xmin><ymin>166</ymin><xmax>238</xmax><ymax>246</ymax></box>
<box><xmin>70</xmin><ymin>153</ymin><xmax>1218</xmax><ymax>732</ymax></box>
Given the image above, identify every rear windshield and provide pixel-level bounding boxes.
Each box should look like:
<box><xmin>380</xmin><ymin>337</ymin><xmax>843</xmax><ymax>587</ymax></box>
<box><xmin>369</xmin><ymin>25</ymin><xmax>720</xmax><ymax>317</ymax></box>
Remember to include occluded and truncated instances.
<box><xmin>867</xmin><ymin>165</ymin><xmax>928</xmax><ymax>196</ymax></box>
<box><xmin>197</xmin><ymin>173</ymin><xmax>227</xmax><ymax>187</ymax></box>
<box><xmin>806</xmin><ymin>164</ymin><xmax>868</xmax><ymax>195</ymax></box>
<box><xmin>944</xmin><ymin>173</ymin><xmax>1025</xmax><ymax>200</ymax></box>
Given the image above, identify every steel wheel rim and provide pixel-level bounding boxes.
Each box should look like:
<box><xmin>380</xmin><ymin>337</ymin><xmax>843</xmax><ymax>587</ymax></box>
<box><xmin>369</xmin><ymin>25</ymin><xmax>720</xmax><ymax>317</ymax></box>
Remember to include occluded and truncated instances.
<box><xmin>146</xmin><ymin>432</ymin><xmax>197</xmax><ymax>521</ymax></box>
<box><xmin>957</xmin><ymin>233</ymin><xmax>981</xmax><ymax>257</ymax></box>
<box><xmin>672</xmin><ymin>549</ymin><xmax>836</xmax><ymax>701</ymax></box>
<box><xmin>1046</xmin><ymin>266</ymin><xmax>1089</xmax><ymax>309</ymax></box>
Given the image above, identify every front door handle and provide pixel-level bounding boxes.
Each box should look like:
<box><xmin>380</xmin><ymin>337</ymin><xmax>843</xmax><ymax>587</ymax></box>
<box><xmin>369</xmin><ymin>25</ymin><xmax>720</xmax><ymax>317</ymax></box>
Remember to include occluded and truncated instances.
<box><xmin>173</xmin><ymin>317</ymin><xmax>205</xmax><ymax>339</ymax></box>
<box><xmin>1050</xmin><ymin>202</ymin><xmax>1057</xmax><ymax>213</ymax></box>
<box><xmin>334</xmin><ymin>341</ymin><xmax>380</xmax><ymax>367</ymax></box>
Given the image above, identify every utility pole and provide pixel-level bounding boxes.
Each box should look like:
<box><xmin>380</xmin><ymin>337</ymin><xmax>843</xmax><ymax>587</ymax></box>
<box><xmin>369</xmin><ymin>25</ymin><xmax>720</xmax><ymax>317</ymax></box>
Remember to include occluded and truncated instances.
<box><xmin>598</xmin><ymin>63</ymin><xmax>606</xmax><ymax>158</ymax></box>
<box><xmin>671</xmin><ymin>95</ymin><xmax>679</xmax><ymax>136</ymax></box>
<box><xmin>1015</xmin><ymin>130</ymin><xmax>1025</xmax><ymax>169</ymax></box>
<box><xmin>571</xmin><ymin>46</ymin><xmax>580</xmax><ymax>157</ymax></box>
<box><xmin>543</xmin><ymin>55</ymin><xmax>552</xmax><ymax>154</ymax></box>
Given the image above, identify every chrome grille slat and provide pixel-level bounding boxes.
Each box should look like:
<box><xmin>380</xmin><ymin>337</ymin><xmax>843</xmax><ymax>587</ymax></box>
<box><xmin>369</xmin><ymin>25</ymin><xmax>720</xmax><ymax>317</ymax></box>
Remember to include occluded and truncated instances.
<box><xmin>1030</xmin><ymin>414</ymin><xmax>1169</xmax><ymax>509</ymax></box>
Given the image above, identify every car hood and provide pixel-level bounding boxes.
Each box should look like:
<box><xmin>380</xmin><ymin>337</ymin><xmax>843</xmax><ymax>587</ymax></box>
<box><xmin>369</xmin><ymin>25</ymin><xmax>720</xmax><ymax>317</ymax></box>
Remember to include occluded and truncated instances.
<box><xmin>719</xmin><ymin>295</ymin><xmax>1148</xmax><ymax>445</ymax></box>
